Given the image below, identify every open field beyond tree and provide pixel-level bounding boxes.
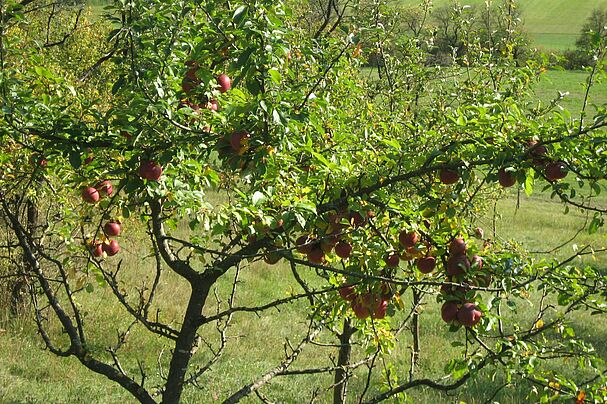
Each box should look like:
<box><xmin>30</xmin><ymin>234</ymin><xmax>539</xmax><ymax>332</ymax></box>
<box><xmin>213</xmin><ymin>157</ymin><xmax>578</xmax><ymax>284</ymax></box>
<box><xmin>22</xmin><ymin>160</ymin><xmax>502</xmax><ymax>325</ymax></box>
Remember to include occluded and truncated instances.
<box><xmin>2</xmin><ymin>0</ymin><xmax>607</xmax><ymax>403</ymax></box>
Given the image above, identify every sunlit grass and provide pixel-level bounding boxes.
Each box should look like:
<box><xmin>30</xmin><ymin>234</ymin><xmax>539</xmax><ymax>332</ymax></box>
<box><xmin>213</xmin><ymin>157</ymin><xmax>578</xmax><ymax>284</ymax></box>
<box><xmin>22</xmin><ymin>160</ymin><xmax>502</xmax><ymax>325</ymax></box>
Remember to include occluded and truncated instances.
<box><xmin>2</xmin><ymin>177</ymin><xmax>607</xmax><ymax>403</ymax></box>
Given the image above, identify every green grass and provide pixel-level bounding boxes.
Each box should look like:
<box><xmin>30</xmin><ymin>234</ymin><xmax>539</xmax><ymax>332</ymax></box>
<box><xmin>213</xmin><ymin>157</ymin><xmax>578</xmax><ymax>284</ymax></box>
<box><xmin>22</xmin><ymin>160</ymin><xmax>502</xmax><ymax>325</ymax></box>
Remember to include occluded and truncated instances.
<box><xmin>1</xmin><ymin>2</ymin><xmax>605</xmax><ymax>403</ymax></box>
<box><xmin>399</xmin><ymin>0</ymin><xmax>607</xmax><ymax>51</ymax></box>
<box><xmin>1</xmin><ymin>174</ymin><xmax>607</xmax><ymax>403</ymax></box>
<box><xmin>519</xmin><ymin>0</ymin><xmax>607</xmax><ymax>50</ymax></box>
<box><xmin>2</xmin><ymin>69</ymin><xmax>606</xmax><ymax>404</ymax></box>
<box><xmin>533</xmin><ymin>69</ymin><xmax>607</xmax><ymax>114</ymax></box>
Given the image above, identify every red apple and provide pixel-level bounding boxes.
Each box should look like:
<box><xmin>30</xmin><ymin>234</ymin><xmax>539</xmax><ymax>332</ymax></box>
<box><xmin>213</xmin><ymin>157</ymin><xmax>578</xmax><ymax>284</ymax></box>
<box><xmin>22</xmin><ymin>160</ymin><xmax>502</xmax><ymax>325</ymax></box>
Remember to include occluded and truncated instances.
<box><xmin>81</xmin><ymin>187</ymin><xmax>100</xmax><ymax>204</ymax></box>
<box><xmin>328</xmin><ymin>212</ymin><xmax>343</xmax><ymax>225</ymax></box>
<box><xmin>295</xmin><ymin>234</ymin><xmax>314</xmax><ymax>254</ymax></box>
<box><xmin>384</xmin><ymin>253</ymin><xmax>400</xmax><ymax>268</ymax></box>
<box><xmin>138</xmin><ymin>161</ymin><xmax>163</xmax><ymax>181</ymax></box>
<box><xmin>545</xmin><ymin>161</ymin><xmax>568</xmax><ymax>181</ymax></box>
<box><xmin>371</xmin><ymin>299</ymin><xmax>388</xmax><ymax>319</ymax></box>
<box><xmin>339</xmin><ymin>284</ymin><xmax>357</xmax><ymax>301</ymax></box>
<box><xmin>217</xmin><ymin>74</ymin><xmax>231</xmax><ymax>93</ymax></box>
<box><xmin>498</xmin><ymin>168</ymin><xmax>516</xmax><ymax>187</ymax></box>
<box><xmin>527</xmin><ymin>140</ymin><xmax>548</xmax><ymax>157</ymax></box>
<box><xmin>104</xmin><ymin>221</ymin><xmax>121</xmax><ymax>237</ymax></box>
<box><xmin>230</xmin><ymin>130</ymin><xmax>250</xmax><ymax>154</ymax></box>
<box><xmin>349</xmin><ymin>211</ymin><xmax>366</xmax><ymax>227</ymax></box>
<box><xmin>185</xmin><ymin>66</ymin><xmax>198</xmax><ymax>81</ymax></box>
<box><xmin>335</xmin><ymin>241</ymin><xmax>353</xmax><ymax>259</ymax></box>
<box><xmin>399</xmin><ymin>230</ymin><xmax>419</xmax><ymax>248</ymax></box>
<box><xmin>447</xmin><ymin>254</ymin><xmax>470</xmax><ymax>276</ymax></box>
<box><xmin>91</xmin><ymin>241</ymin><xmax>104</xmax><ymax>258</ymax></box>
<box><xmin>307</xmin><ymin>247</ymin><xmax>325</xmax><ymax>264</ymax></box>
<box><xmin>439</xmin><ymin>168</ymin><xmax>459</xmax><ymax>185</ymax></box>
<box><xmin>441</xmin><ymin>301</ymin><xmax>459</xmax><ymax>323</ymax></box>
<box><xmin>416</xmin><ymin>256</ymin><xmax>436</xmax><ymax>274</ymax></box>
<box><xmin>84</xmin><ymin>155</ymin><xmax>94</xmax><ymax>165</ymax></box>
<box><xmin>34</xmin><ymin>155</ymin><xmax>48</xmax><ymax>167</ymax></box>
<box><xmin>406</xmin><ymin>246</ymin><xmax>424</xmax><ymax>259</ymax></box>
<box><xmin>471</xmin><ymin>255</ymin><xmax>483</xmax><ymax>270</ymax></box>
<box><xmin>527</xmin><ymin>140</ymin><xmax>549</xmax><ymax>166</ymax></box>
<box><xmin>103</xmin><ymin>240</ymin><xmax>120</xmax><ymax>257</ymax></box>
<box><xmin>207</xmin><ymin>99</ymin><xmax>219</xmax><ymax>111</ymax></box>
<box><xmin>95</xmin><ymin>180</ymin><xmax>113</xmax><ymax>197</ymax></box>
<box><xmin>351</xmin><ymin>299</ymin><xmax>369</xmax><ymax>319</ymax></box>
<box><xmin>182</xmin><ymin>78</ymin><xmax>197</xmax><ymax>94</ymax></box>
<box><xmin>449</xmin><ymin>237</ymin><xmax>467</xmax><ymax>255</ymax></box>
<box><xmin>456</xmin><ymin>303</ymin><xmax>482</xmax><ymax>327</ymax></box>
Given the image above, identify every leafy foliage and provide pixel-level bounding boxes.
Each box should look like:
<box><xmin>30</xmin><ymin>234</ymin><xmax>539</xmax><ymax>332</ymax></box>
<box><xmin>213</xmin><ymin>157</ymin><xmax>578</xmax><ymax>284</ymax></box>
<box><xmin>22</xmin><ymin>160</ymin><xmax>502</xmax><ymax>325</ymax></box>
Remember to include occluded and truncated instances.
<box><xmin>1</xmin><ymin>0</ymin><xmax>607</xmax><ymax>402</ymax></box>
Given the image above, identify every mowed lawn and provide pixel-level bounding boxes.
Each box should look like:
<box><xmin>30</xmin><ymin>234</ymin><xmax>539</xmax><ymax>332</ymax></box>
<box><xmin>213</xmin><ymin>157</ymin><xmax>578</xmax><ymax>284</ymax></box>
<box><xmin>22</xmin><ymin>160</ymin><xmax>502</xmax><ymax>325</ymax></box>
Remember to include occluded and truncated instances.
<box><xmin>399</xmin><ymin>0</ymin><xmax>607</xmax><ymax>50</ymax></box>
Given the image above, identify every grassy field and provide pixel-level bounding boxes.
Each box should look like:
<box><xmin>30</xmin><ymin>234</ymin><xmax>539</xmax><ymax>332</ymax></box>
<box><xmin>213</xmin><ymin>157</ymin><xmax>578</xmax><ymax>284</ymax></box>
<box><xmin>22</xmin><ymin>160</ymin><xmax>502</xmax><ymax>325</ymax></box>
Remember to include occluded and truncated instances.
<box><xmin>1</xmin><ymin>2</ymin><xmax>606</xmax><ymax>403</ymax></box>
<box><xmin>399</xmin><ymin>0</ymin><xmax>607</xmax><ymax>51</ymax></box>
<box><xmin>2</xmin><ymin>79</ymin><xmax>607</xmax><ymax>403</ymax></box>
<box><xmin>532</xmin><ymin>69</ymin><xmax>607</xmax><ymax>113</ymax></box>
<box><xmin>1</xmin><ymin>184</ymin><xmax>606</xmax><ymax>403</ymax></box>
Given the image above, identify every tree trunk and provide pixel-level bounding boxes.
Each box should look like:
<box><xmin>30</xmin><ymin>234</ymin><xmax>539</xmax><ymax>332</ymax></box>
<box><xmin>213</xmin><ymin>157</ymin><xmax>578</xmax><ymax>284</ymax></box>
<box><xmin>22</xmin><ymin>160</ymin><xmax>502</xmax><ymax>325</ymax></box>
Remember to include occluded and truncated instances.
<box><xmin>409</xmin><ymin>289</ymin><xmax>421</xmax><ymax>381</ymax></box>
<box><xmin>333</xmin><ymin>318</ymin><xmax>355</xmax><ymax>404</ymax></box>
<box><xmin>162</xmin><ymin>281</ymin><xmax>210</xmax><ymax>404</ymax></box>
<box><xmin>11</xmin><ymin>194</ymin><xmax>39</xmax><ymax>314</ymax></box>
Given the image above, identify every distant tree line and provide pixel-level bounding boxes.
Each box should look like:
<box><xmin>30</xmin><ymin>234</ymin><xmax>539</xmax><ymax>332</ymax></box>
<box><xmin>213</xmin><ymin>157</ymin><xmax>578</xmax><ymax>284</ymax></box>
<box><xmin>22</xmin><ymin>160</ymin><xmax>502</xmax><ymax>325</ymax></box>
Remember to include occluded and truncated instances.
<box><xmin>558</xmin><ymin>8</ymin><xmax>607</xmax><ymax>69</ymax></box>
<box><xmin>292</xmin><ymin>0</ymin><xmax>606</xmax><ymax>71</ymax></box>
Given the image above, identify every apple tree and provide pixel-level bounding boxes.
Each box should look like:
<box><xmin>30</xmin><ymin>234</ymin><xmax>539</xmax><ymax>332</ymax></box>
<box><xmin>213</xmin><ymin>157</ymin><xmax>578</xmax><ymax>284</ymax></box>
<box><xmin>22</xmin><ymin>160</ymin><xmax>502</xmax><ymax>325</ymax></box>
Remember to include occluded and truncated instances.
<box><xmin>1</xmin><ymin>0</ymin><xmax>607</xmax><ymax>402</ymax></box>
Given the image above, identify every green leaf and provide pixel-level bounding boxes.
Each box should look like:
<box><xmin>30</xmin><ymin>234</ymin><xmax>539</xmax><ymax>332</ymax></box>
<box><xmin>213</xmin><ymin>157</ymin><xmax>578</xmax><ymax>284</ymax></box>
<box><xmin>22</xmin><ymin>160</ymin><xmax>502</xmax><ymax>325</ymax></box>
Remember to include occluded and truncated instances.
<box><xmin>295</xmin><ymin>201</ymin><xmax>316</xmax><ymax>213</ymax></box>
<box><xmin>525</xmin><ymin>169</ymin><xmax>534</xmax><ymax>197</ymax></box>
<box><xmin>112</xmin><ymin>76</ymin><xmax>126</xmax><ymax>95</ymax></box>
<box><xmin>268</xmin><ymin>69</ymin><xmax>281</xmax><ymax>84</ymax></box>
<box><xmin>232</xmin><ymin>5</ymin><xmax>247</xmax><ymax>24</ymax></box>
<box><xmin>252</xmin><ymin>191</ymin><xmax>266</xmax><ymax>206</ymax></box>
<box><xmin>34</xmin><ymin>66</ymin><xmax>55</xmax><ymax>79</ymax></box>
<box><xmin>272</xmin><ymin>109</ymin><xmax>282</xmax><ymax>125</ymax></box>
<box><xmin>588</xmin><ymin>215</ymin><xmax>602</xmax><ymax>234</ymax></box>
<box><xmin>311</xmin><ymin>151</ymin><xmax>331</xmax><ymax>168</ymax></box>
<box><xmin>69</xmin><ymin>151</ymin><xmax>81</xmax><ymax>169</ymax></box>
<box><xmin>235</xmin><ymin>47</ymin><xmax>255</xmax><ymax>69</ymax></box>
<box><xmin>259</xmin><ymin>100</ymin><xmax>268</xmax><ymax>112</ymax></box>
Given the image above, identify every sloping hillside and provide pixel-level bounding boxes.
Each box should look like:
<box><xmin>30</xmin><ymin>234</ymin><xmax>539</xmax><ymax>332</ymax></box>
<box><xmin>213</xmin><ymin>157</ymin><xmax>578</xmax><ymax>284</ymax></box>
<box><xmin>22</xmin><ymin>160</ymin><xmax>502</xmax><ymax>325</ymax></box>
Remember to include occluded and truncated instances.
<box><xmin>400</xmin><ymin>0</ymin><xmax>607</xmax><ymax>50</ymax></box>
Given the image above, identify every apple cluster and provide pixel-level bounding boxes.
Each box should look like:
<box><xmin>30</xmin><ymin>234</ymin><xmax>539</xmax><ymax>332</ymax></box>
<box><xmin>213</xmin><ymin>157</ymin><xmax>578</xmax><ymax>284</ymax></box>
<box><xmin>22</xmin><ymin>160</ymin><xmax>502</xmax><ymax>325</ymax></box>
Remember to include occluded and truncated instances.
<box><xmin>80</xmin><ymin>180</ymin><xmax>123</xmax><ymax>258</ymax></box>
<box><xmin>338</xmin><ymin>284</ymin><xmax>390</xmax><ymax>320</ymax></box>
<box><xmin>81</xmin><ymin>159</ymin><xmax>164</xmax><ymax>259</ymax></box>
<box><xmin>438</xmin><ymin>139</ymin><xmax>568</xmax><ymax>188</ymax></box>
<box><xmin>180</xmin><ymin>60</ymin><xmax>231</xmax><ymax>116</ymax></box>
<box><xmin>289</xmin><ymin>208</ymin><xmax>444</xmax><ymax>320</ymax></box>
<box><xmin>399</xmin><ymin>230</ymin><xmax>437</xmax><ymax>274</ymax></box>
<box><xmin>439</xmin><ymin>237</ymin><xmax>486</xmax><ymax>327</ymax></box>
<box><xmin>178</xmin><ymin>62</ymin><xmax>256</xmax><ymax>170</ymax></box>
<box><xmin>294</xmin><ymin>210</ymin><xmax>368</xmax><ymax>264</ymax></box>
